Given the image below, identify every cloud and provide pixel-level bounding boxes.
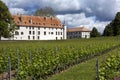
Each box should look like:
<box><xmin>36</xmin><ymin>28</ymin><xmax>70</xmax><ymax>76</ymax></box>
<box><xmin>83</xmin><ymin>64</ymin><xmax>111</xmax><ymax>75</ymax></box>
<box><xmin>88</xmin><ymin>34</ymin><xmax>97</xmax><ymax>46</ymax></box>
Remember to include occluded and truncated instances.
<box><xmin>9</xmin><ymin>8</ymin><xmax>28</xmax><ymax>15</ymax></box>
<box><xmin>57</xmin><ymin>13</ymin><xmax>110</xmax><ymax>33</ymax></box>
<box><xmin>2</xmin><ymin>0</ymin><xmax>119</xmax><ymax>20</ymax></box>
<box><xmin>1</xmin><ymin>0</ymin><xmax>119</xmax><ymax>33</ymax></box>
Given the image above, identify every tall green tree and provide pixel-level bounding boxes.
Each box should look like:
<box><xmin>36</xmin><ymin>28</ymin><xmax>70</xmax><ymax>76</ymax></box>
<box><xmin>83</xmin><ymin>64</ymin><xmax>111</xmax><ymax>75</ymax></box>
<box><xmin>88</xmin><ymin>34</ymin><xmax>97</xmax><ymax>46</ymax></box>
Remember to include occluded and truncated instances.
<box><xmin>112</xmin><ymin>12</ymin><xmax>120</xmax><ymax>36</ymax></box>
<box><xmin>90</xmin><ymin>27</ymin><xmax>101</xmax><ymax>37</ymax></box>
<box><xmin>0</xmin><ymin>0</ymin><xmax>15</xmax><ymax>40</ymax></box>
<box><xmin>103</xmin><ymin>24</ymin><xmax>113</xmax><ymax>36</ymax></box>
<box><xmin>103</xmin><ymin>12</ymin><xmax>120</xmax><ymax>36</ymax></box>
<box><xmin>34</xmin><ymin>7</ymin><xmax>56</xmax><ymax>16</ymax></box>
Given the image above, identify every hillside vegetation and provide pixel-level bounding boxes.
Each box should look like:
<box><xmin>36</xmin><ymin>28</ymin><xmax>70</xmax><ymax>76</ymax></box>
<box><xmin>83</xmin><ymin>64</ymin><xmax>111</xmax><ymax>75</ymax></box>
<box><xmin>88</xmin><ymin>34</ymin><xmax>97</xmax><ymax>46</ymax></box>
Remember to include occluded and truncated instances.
<box><xmin>0</xmin><ymin>37</ymin><xmax>120</xmax><ymax>80</ymax></box>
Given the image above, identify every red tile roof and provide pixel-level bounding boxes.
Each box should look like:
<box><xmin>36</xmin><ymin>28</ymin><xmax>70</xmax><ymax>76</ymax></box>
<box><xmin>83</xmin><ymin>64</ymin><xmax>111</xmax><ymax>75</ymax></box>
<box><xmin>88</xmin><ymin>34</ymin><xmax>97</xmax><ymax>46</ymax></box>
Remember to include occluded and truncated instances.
<box><xmin>67</xmin><ymin>27</ymin><xmax>91</xmax><ymax>32</ymax></box>
<box><xmin>12</xmin><ymin>15</ymin><xmax>64</xmax><ymax>28</ymax></box>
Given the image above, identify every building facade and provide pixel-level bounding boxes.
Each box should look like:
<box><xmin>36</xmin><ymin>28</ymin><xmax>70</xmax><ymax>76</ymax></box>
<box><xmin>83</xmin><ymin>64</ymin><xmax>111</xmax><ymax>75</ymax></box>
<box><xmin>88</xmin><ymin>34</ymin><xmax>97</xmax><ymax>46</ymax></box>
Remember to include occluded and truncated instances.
<box><xmin>11</xmin><ymin>15</ymin><xmax>66</xmax><ymax>40</ymax></box>
<box><xmin>67</xmin><ymin>27</ymin><xmax>91</xmax><ymax>39</ymax></box>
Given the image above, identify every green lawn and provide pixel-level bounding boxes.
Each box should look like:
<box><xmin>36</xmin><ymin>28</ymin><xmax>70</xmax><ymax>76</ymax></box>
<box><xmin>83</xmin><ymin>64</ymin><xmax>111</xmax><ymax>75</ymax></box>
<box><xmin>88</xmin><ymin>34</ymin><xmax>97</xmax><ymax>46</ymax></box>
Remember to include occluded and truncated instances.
<box><xmin>48</xmin><ymin>47</ymin><xmax>119</xmax><ymax>80</ymax></box>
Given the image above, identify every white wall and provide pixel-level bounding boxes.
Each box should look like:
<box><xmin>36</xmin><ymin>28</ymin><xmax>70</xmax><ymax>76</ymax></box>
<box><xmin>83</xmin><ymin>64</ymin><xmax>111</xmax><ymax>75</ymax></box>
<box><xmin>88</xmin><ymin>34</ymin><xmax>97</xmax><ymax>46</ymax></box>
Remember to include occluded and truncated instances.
<box><xmin>13</xmin><ymin>26</ymin><xmax>65</xmax><ymax>40</ymax></box>
<box><xmin>67</xmin><ymin>31</ymin><xmax>90</xmax><ymax>39</ymax></box>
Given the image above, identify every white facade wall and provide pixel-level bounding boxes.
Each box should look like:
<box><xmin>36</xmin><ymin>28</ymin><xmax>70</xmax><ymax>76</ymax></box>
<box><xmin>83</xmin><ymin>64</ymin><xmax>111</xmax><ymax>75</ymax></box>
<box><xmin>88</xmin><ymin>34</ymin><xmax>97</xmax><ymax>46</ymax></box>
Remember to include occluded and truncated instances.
<box><xmin>63</xmin><ymin>25</ymin><xmax>67</xmax><ymax>39</ymax></box>
<box><xmin>81</xmin><ymin>32</ymin><xmax>90</xmax><ymax>38</ymax></box>
<box><xmin>13</xmin><ymin>26</ymin><xmax>65</xmax><ymax>40</ymax></box>
<box><xmin>67</xmin><ymin>31</ymin><xmax>90</xmax><ymax>39</ymax></box>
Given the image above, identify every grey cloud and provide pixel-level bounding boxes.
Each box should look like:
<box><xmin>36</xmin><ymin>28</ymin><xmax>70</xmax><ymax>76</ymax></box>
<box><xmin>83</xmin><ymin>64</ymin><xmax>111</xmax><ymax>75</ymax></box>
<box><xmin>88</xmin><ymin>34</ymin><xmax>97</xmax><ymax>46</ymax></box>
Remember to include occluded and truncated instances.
<box><xmin>2</xmin><ymin>0</ymin><xmax>119</xmax><ymax>21</ymax></box>
<box><xmin>2</xmin><ymin>0</ymin><xmax>119</xmax><ymax>33</ymax></box>
<box><xmin>57</xmin><ymin>13</ymin><xmax>109</xmax><ymax>33</ymax></box>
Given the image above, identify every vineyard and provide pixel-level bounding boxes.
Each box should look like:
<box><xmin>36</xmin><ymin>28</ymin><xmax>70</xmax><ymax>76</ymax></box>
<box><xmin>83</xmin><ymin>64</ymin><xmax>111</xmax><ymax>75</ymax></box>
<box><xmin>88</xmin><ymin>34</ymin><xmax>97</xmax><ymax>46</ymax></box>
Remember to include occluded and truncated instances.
<box><xmin>99</xmin><ymin>47</ymin><xmax>120</xmax><ymax>80</ymax></box>
<box><xmin>0</xmin><ymin>37</ymin><xmax>120</xmax><ymax>80</ymax></box>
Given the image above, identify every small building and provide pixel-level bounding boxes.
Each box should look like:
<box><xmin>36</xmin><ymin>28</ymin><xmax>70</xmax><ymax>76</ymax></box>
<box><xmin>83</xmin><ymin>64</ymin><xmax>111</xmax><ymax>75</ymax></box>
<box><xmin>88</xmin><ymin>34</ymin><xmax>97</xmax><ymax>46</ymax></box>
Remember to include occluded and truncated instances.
<box><xmin>67</xmin><ymin>27</ymin><xmax>91</xmax><ymax>39</ymax></box>
<box><xmin>10</xmin><ymin>15</ymin><xmax>67</xmax><ymax>40</ymax></box>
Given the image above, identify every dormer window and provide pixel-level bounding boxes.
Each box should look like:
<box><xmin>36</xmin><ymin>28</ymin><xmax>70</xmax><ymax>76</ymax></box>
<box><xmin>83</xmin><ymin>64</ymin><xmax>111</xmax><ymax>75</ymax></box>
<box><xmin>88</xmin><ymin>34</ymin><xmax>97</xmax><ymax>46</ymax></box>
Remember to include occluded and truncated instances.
<box><xmin>44</xmin><ymin>17</ymin><xmax>46</xmax><ymax>21</ymax></box>
<box><xmin>29</xmin><ymin>20</ymin><xmax>31</xmax><ymax>23</ymax></box>
<box><xmin>19</xmin><ymin>17</ymin><xmax>22</xmax><ymax>22</ymax></box>
<box><xmin>29</xmin><ymin>18</ymin><xmax>32</xmax><ymax>24</ymax></box>
<box><xmin>51</xmin><ymin>17</ymin><xmax>52</xmax><ymax>20</ymax></box>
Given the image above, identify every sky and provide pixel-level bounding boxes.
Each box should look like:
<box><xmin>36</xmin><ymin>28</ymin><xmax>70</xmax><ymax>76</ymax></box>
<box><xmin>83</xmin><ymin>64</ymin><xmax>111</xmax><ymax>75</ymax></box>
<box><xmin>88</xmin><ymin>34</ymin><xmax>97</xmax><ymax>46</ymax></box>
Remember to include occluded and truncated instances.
<box><xmin>2</xmin><ymin>0</ymin><xmax>120</xmax><ymax>33</ymax></box>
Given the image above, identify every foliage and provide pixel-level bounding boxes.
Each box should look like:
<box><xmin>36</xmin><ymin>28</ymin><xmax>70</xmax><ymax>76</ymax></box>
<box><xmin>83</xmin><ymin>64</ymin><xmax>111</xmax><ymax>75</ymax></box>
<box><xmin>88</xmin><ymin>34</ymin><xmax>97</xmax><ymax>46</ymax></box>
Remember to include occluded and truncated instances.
<box><xmin>99</xmin><ymin>48</ymin><xmax>120</xmax><ymax>80</ymax></box>
<box><xmin>0</xmin><ymin>37</ymin><xmax>120</xmax><ymax>80</ymax></box>
<box><xmin>103</xmin><ymin>24</ymin><xmax>113</xmax><ymax>36</ymax></box>
<box><xmin>0</xmin><ymin>0</ymin><xmax>16</xmax><ymax>40</ymax></box>
<box><xmin>103</xmin><ymin>12</ymin><xmax>120</xmax><ymax>36</ymax></box>
<box><xmin>90</xmin><ymin>27</ymin><xmax>101</xmax><ymax>37</ymax></box>
<box><xmin>34</xmin><ymin>7</ymin><xmax>56</xmax><ymax>17</ymax></box>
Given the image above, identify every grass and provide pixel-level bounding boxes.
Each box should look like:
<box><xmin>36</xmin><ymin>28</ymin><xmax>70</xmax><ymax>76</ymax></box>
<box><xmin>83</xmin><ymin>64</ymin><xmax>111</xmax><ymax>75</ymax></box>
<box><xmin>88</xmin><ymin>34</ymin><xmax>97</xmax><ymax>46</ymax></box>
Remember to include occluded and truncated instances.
<box><xmin>48</xmin><ymin>47</ymin><xmax>120</xmax><ymax>80</ymax></box>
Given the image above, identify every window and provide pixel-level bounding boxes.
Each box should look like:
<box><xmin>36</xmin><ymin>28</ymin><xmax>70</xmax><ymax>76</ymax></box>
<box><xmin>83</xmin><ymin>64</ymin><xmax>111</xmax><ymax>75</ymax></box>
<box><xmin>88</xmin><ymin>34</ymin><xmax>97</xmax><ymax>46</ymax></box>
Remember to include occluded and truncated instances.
<box><xmin>29</xmin><ymin>27</ymin><xmax>31</xmax><ymax>29</ymax></box>
<box><xmin>51</xmin><ymin>32</ymin><xmax>53</xmax><ymax>35</ymax></box>
<box><xmin>38</xmin><ymin>36</ymin><xmax>39</xmax><ymax>39</ymax></box>
<box><xmin>44</xmin><ymin>17</ymin><xmax>46</xmax><ymax>21</ymax></box>
<box><xmin>61</xmin><ymin>37</ymin><xmax>62</xmax><ymax>40</ymax></box>
<box><xmin>33</xmin><ymin>36</ymin><xmax>35</xmax><ymax>40</ymax></box>
<box><xmin>21</xmin><ymin>32</ymin><xmax>24</xmax><ymax>35</ymax></box>
<box><xmin>33</xmin><ymin>31</ymin><xmax>35</xmax><ymax>35</ymax></box>
<box><xmin>56</xmin><ymin>32</ymin><xmax>57</xmax><ymax>35</ymax></box>
<box><xmin>32</xmin><ymin>27</ymin><xmax>34</xmax><ymax>29</ymax></box>
<box><xmin>44</xmin><ymin>27</ymin><xmax>46</xmax><ymax>29</ymax></box>
<box><xmin>38</xmin><ymin>27</ymin><xmax>40</xmax><ymax>30</ymax></box>
<box><xmin>44</xmin><ymin>31</ymin><xmax>46</xmax><ymax>35</ymax></box>
<box><xmin>49</xmin><ymin>32</ymin><xmax>50</xmax><ymax>34</ymax></box>
<box><xmin>38</xmin><ymin>31</ymin><xmax>40</xmax><ymax>35</ymax></box>
<box><xmin>58</xmin><ymin>32</ymin><xmax>60</xmax><ymax>35</ymax></box>
<box><xmin>61</xmin><ymin>32</ymin><xmax>62</xmax><ymax>35</ymax></box>
<box><xmin>15</xmin><ymin>31</ymin><xmax>19</xmax><ymax>35</ymax></box>
<box><xmin>56</xmin><ymin>37</ymin><xmax>57</xmax><ymax>40</ymax></box>
<box><xmin>29</xmin><ymin>20</ymin><xmax>31</xmax><ymax>23</ymax></box>
<box><xmin>29</xmin><ymin>31</ymin><xmax>31</xmax><ymax>35</ymax></box>
<box><xmin>28</xmin><ymin>36</ymin><xmax>30</xmax><ymax>40</ymax></box>
<box><xmin>51</xmin><ymin>17</ymin><xmax>52</xmax><ymax>20</ymax></box>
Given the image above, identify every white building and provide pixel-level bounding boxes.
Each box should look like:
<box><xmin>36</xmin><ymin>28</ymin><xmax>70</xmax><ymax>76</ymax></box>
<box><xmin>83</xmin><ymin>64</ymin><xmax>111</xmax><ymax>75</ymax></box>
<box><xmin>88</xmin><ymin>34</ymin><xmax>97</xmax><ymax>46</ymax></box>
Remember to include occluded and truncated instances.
<box><xmin>11</xmin><ymin>15</ymin><xmax>67</xmax><ymax>40</ymax></box>
<box><xmin>67</xmin><ymin>27</ymin><xmax>91</xmax><ymax>39</ymax></box>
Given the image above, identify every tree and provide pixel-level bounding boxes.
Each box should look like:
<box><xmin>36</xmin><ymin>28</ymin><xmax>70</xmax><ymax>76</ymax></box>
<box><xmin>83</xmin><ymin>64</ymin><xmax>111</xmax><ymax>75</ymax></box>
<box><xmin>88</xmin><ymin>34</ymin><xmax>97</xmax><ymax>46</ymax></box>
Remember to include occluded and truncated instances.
<box><xmin>103</xmin><ymin>24</ymin><xmax>113</xmax><ymax>36</ymax></box>
<box><xmin>0</xmin><ymin>0</ymin><xmax>15</xmax><ymax>40</ymax></box>
<box><xmin>112</xmin><ymin>12</ymin><xmax>120</xmax><ymax>36</ymax></box>
<box><xmin>34</xmin><ymin>7</ymin><xmax>56</xmax><ymax>17</ymax></box>
<box><xmin>103</xmin><ymin>12</ymin><xmax>120</xmax><ymax>36</ymax></box>
<box><xmin>90</xmin><ymin>27</ymin><xmax>101</xmax><ymax>37</ymax></box>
